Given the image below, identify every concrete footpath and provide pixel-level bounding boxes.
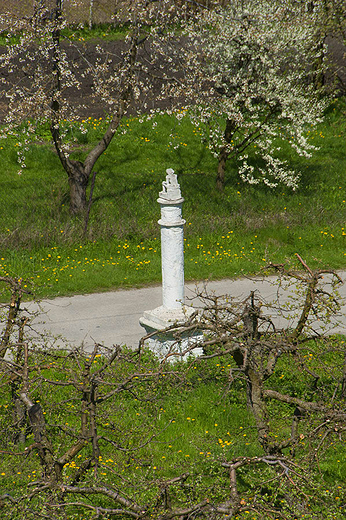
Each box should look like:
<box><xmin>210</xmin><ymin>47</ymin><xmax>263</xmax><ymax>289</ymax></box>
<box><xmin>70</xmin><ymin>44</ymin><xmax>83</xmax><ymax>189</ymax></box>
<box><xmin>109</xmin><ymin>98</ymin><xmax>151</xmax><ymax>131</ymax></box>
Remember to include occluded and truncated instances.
<box><xmin>25</xmin><ymin>272</ymin><xmax>346</xmax><ymax>352</ymax></box>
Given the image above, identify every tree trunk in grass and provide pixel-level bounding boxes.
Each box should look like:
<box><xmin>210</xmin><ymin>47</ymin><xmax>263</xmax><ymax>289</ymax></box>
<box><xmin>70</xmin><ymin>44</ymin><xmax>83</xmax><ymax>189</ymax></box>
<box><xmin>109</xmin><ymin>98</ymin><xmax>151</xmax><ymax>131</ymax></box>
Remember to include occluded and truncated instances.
<box><xmin>51</xmin><ymin>105</ymin><xmax>138</xmax><ymax>217</ymax></box>
<box><xmin>67</xmin><ymin>162</ymin><xmax>89</xmax><ymax>215</ymax></box>
<box><xmin>246</xmin><ymin>368</ymin><xmax>271</xmax><ymax>452</ymax></box>
<box><xmin>216</xmin><ymin>148</ymin><xmax>228</xmax><ymax>192</ymax></box>
<box><xmin>216</xmin><ymin>119</ymin><xmax>236</xmax><ymax>192</ymax></box>
<box><xmin>51</xmin><ymin>102</ymin><xmax>131</xmax><ymax>215</ymax></box>
<box><xmin>50</xmin><ymin>0</ymin><xmax>139</xmax><ymax>216</ymax></box>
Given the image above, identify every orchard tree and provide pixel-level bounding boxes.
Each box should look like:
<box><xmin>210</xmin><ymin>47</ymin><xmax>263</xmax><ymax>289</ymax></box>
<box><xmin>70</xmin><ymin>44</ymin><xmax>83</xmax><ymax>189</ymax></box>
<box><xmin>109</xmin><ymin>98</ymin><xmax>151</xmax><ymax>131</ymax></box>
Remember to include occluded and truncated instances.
<box><xmin>0</xmin><ymin>0</ymin><xmax>179</xmax><ymax>215</ymax></box>
<box><xmin>155</xmin><ymin>0</ymin><xmax>331</xmax><ymax>191</ymax></box>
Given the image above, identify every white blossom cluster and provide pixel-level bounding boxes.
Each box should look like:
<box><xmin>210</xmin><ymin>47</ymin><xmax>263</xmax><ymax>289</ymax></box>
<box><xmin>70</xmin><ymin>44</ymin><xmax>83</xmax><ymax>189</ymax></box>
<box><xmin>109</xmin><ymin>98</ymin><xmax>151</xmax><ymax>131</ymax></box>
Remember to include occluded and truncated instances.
<box><xmin>151</xmin><ymin>0</ymin><xmax>331</xmax><ymax>189</ymax></box>
<box><xmin>0</xmin><ymin>0</ymin><xmax>335</xmax><ymax>192</ymax></box>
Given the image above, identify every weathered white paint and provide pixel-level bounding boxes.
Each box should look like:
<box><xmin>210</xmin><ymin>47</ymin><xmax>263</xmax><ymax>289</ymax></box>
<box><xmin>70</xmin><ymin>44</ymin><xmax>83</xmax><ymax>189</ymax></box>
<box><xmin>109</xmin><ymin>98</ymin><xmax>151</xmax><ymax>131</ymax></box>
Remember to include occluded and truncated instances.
<box><xmin>140</xmin><ymin>303</ymin><xmax>203</xmax><ymax>359</ymax></box>
<box><xmin>158</xmin><ymin>168</ymin><xmax>185</xmax><ymax>310</ymax></box>
<box><xmin>139</xmin><ymin>169</ymin><xmax>203</xmax><ymax>359</ymax></box>
<box><xmin>159</xmin><ymin>218</ymin><xmax>184</xmax><ymax>310</ymax></box>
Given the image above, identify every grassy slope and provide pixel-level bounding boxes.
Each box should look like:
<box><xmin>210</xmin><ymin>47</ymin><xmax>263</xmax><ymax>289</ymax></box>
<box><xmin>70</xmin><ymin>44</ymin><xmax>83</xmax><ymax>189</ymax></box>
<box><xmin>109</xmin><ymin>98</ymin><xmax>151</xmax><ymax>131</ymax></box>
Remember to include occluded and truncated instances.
<box><xmin>0</xmin><ymin>101</ymin><xmax>345</xmax><ymax>300</ymax></box>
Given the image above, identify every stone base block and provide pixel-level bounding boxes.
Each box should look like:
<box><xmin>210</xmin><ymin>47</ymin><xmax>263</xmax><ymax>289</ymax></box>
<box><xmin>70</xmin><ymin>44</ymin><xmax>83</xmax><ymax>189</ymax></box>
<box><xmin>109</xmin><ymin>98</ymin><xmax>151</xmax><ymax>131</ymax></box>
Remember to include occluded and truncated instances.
<box><xmin>139</xmin><ymin>305</ymin><xmax>203</xmax><ymax>361</ymax></box>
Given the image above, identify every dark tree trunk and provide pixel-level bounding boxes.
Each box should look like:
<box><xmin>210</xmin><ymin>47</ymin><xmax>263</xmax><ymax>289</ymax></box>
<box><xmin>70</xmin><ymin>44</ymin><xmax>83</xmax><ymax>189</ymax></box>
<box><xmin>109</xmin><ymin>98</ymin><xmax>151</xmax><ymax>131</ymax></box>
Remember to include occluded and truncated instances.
<box><xmin>216</xmin><ymin>150</ymin><xmax>227</xmax><ymax>192</ymax></box>
<box><xmin>67</xmin><ymin>162</ymin><xmax>89</xmax><ymax>215</ymax></box>
<box><xmin>216</xmin><ymin>118</ymin><xmax>236</xmax><ymax>192</ymax></box>
<box><xmin>245</xmin><ymin>368</ymin><xmax>271</xmax><ymax>452</ymax></box>
<box><xmin>232</xmin><ymin>344</ymin><xmax>271</xmax><ymax>453</ymax></box>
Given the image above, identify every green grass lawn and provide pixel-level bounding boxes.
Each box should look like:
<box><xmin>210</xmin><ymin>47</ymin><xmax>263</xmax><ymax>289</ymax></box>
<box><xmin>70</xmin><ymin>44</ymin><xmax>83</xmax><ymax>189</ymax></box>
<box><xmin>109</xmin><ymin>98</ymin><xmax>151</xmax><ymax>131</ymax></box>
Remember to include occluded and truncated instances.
<box><xmin>1</xmin><ymin>343</ymin><xmax>345</xmax><ymax>519</ymax></box>
<box><xmin>0</xmin><ymin>100</ymin><xmax>345</xmax><ymax>299</ymax></box>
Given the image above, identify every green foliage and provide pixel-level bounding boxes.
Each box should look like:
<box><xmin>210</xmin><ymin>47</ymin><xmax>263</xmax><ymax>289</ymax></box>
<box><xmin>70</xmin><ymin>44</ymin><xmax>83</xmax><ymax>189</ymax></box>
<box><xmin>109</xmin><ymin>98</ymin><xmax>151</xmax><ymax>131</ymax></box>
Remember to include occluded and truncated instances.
<box><xmin>0</xmin><ymin>100</ymin><xmax>345</xmax><ymax>298</ymax></box>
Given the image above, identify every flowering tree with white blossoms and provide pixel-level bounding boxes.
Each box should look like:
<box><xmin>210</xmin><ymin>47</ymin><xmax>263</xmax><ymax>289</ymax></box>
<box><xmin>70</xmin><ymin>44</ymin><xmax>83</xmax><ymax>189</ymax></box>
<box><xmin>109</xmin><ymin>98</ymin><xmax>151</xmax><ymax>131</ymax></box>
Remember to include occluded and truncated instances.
<box><xmin>159</xmin><ymin>0</ymin><xmax>330</xmax><ymax>191</ymax></box>
<box><xmin>0</xmin><ymin>0</ymin><xmax>179</xmax><ymax>215</ymax></box>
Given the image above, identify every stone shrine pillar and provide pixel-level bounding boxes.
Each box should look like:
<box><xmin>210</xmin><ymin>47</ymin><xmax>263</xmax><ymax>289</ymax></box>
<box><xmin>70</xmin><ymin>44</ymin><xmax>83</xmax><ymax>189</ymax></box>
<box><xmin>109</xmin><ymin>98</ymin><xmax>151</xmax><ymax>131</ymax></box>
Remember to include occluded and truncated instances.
<box><xmin>139</xmin><ymin>169</ymin><xmax>202</xmax><ymax>359</ymax></box>
<box><xmin>159</xmin><ymin>168</ymin><xmax>185</xmax><ymax>310</ymax></box>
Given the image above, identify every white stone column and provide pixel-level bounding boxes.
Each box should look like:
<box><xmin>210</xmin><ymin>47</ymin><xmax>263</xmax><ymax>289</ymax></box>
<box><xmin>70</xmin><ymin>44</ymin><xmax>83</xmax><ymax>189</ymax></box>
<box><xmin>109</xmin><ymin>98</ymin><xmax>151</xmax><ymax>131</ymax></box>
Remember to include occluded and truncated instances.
<box><xmin>139</xmin><ymin>169</ymin><xmax>202</xmax><ymax>359</ymax></box>
<box><xmin>158</xmin><ymin>169</ymin><xmax>185</xmax><ymax>310</ymax></box>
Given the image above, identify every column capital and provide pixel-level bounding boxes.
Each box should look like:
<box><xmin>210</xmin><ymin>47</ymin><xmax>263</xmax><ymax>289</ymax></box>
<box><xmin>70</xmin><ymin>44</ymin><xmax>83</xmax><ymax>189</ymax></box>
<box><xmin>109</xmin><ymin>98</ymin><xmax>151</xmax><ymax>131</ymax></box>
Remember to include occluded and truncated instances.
<box><xmin>159</xmin><ymin>168</ymin><xmax>183</xmax><ymax>202</ymax></box>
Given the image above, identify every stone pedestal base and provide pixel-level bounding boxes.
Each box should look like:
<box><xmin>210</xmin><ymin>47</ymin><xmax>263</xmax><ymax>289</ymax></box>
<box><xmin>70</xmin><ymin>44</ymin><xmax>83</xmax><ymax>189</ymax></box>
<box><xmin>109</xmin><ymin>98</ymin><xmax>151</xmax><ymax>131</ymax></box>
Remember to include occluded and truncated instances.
<box><xmin>139</xmin><ymin>306</ymin><xmax>203</xmax><ymax>361</ymax></box>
